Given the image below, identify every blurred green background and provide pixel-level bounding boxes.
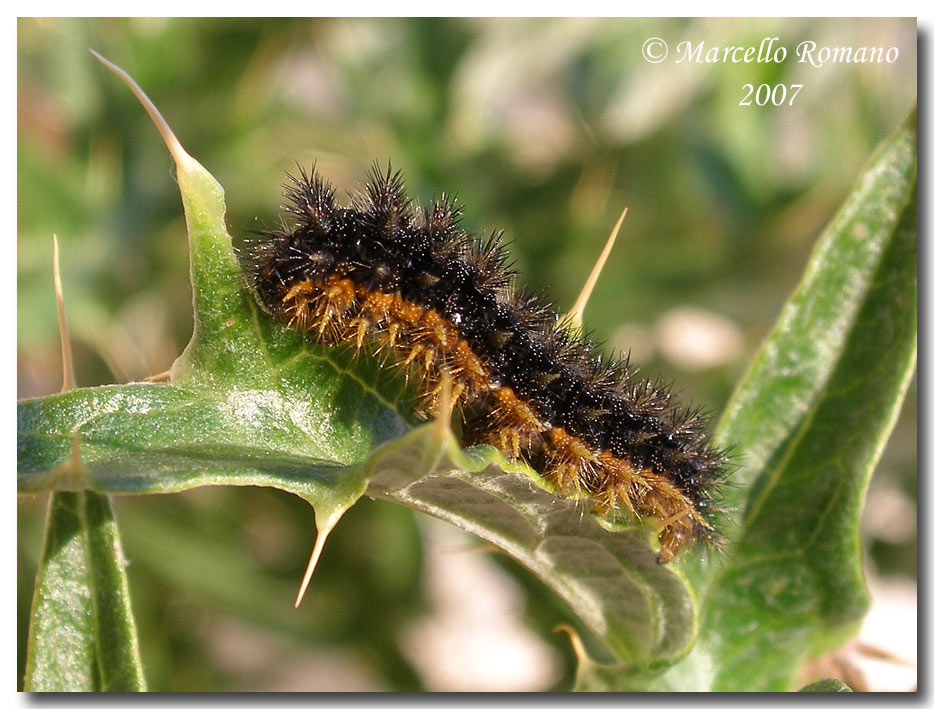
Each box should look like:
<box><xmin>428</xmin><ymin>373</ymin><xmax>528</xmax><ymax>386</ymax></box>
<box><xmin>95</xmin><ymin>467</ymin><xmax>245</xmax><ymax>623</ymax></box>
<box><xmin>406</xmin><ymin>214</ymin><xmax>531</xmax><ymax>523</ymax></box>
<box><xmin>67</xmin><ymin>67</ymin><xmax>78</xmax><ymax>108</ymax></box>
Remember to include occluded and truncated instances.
<box><xmin>18</xmin><ymin>18</ymin><xmax>917</xmax><ymax>691</ymax></box>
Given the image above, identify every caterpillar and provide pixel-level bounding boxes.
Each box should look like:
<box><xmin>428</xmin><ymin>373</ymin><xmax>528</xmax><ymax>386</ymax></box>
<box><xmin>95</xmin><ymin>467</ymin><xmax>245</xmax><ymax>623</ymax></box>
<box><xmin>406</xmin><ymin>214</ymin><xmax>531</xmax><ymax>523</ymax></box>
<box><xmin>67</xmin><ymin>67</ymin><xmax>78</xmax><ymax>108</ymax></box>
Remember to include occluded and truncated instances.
<box><xmin>239</xmin><ymin>165</ymin><xmax>726</xmax><ymax>562</ymax></box>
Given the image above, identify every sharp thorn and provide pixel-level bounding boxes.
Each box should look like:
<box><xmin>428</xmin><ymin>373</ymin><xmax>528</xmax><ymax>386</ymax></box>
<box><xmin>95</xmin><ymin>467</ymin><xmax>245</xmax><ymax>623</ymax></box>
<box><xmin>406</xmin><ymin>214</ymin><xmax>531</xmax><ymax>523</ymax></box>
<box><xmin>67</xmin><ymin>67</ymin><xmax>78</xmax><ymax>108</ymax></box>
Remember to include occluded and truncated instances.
<box><xmin>295</xmin><ymin>523</ymin><xmax>333</xmax><ymax>608</ymax></box>
<box><xmin>53</xmin><ymin>235</ymin><xmax>76</xmax><ymax>393</ymax></box>
<box><xmin>564</xmin><ymin>208</ymin><xmax>627</xmax><ymax>331</ymax></box>
<box><xmin>89</xmin><ymin>48</ymin><xmax>195</xmax><ymax>173</ymax></box>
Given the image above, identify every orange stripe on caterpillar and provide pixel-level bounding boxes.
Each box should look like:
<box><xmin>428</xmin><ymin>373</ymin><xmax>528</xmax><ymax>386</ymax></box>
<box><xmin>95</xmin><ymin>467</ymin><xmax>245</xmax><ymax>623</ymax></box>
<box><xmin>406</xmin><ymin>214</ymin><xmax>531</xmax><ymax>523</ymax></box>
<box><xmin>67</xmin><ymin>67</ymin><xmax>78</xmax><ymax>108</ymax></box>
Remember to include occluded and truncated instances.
<box><xmin>275</xmin><ymin>270</ymin><xmax>715</xmax><ymax>562</ymax></box>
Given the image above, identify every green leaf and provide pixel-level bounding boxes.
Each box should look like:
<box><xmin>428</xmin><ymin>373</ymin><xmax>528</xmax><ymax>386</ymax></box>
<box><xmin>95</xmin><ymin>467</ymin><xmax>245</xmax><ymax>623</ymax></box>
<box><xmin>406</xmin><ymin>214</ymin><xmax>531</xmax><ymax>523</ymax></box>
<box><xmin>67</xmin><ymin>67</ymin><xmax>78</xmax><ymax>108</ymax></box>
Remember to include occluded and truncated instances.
<box><xmin>714</xmin><ymin>107</ymin><xmax>918</xmax><ymax>528</ymax></box>
<box><xmin>699</xmin><ymin>108</ymin><xmax>916</xmax><ymax>691</ymax></box>
<box><xmin>17</xmin><ymin>376</ymin><xmax>400</xmax><ymax>510</ymax></box>
<box><xmin>575</xmin><ymin>107</ymin><xmax>916</xmax><ymax>691</ymax></box>
<box><xmin>799</xmin><ymin>678</ymin><xmax>853</xmax><ymax>692</ymax></box>
<box><xmin>24</xmin><ymin>491</ymin><xmax>146</xmax><ymax>691</ymax></box>
<box><xmin>17</xmin><ymin>390</ymin><xmax>697</xmax><ymax>667</ymax></box>
<box><xmin>17</xmin><ymin>55</ymin><xmax>698</xmax><ymax>672</ymax></box>
<box><xmin>367</xmin><ymin>423</ymin><xmax>697</xmax><ymax>664</ymax></box>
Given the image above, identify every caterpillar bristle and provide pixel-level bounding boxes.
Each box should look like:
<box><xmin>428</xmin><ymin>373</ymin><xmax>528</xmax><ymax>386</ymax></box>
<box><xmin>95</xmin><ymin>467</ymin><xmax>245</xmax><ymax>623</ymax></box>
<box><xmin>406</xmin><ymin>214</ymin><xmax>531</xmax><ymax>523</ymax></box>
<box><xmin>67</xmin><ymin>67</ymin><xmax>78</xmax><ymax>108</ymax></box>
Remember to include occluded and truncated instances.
<box><xmin>283</xmin><ymin>164</ymin><xmax>335</xmax><ymax>233</ymax></box>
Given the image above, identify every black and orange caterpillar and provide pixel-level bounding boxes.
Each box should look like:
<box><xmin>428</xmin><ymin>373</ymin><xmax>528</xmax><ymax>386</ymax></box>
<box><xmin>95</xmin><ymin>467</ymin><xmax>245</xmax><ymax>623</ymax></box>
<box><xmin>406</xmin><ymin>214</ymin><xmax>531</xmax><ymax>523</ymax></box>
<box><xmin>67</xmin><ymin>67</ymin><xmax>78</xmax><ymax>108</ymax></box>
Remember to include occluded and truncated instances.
<box><xmin>239</xmin><ymin>165</ymin><xmax>726</xmax><ymax>562</ymax></box>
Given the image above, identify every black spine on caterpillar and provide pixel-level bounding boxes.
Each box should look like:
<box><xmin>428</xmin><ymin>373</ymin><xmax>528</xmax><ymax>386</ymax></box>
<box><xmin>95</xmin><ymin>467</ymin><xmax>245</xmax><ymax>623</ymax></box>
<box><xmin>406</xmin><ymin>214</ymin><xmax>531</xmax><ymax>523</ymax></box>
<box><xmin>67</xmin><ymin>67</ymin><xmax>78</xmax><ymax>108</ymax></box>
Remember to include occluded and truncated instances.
<box><xmin>240</xmin><ymin>163</ymin><xmax>728</xmax><ymax>561</ymax></box>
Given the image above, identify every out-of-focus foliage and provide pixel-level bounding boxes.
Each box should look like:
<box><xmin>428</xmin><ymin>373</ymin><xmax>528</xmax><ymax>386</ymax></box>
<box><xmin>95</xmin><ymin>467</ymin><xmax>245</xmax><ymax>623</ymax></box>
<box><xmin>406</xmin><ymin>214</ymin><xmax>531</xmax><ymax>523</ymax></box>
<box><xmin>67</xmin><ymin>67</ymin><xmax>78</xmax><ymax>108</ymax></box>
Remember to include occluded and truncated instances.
<box><xmin>18</xmin><ymin>18</ymin><xmax>916</xmax><ymax>691</ymax></box>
